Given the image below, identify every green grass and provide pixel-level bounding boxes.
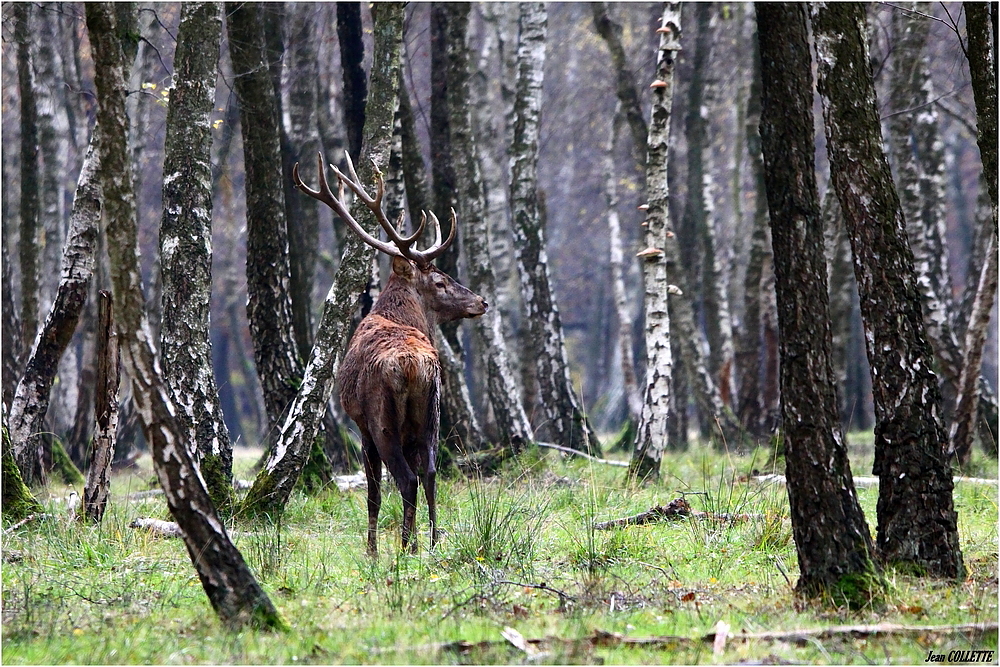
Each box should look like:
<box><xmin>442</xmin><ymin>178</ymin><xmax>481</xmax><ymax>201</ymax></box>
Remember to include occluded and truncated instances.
<box><xmin>2</xmin><ymin>435</ymin><xmax>997</xmax><ymax>664</ymax></box>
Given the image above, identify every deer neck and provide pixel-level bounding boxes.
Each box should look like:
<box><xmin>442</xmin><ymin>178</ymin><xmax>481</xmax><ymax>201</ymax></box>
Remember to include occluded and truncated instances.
<box><xmin>371</xmin><ymin>277</ymin><xmax>436</xmax><ymax>340</ymax></box>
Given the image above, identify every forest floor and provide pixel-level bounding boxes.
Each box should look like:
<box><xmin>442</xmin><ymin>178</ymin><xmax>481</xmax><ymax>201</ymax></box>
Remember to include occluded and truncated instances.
<box><xmin>2</xmin><ymin>434</ymin><xmax>997</xmax><ymax>665</ymax></box>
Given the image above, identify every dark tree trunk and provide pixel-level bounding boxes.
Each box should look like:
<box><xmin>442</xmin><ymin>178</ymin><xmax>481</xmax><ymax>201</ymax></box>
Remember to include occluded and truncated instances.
<box><xmin>810</xmin><ymin>2</ymin><xmax>964</xmax><ymax>579</ymax></box>
<box><xmin>17</xmin><ymin>3</ymin><xmax>40</xmax><ymax>369</ymax></box>
<box><xmin>82</xmin><ymin>291</ymin><xmax>119</xmax><ymax>523</ymax></box>
<box><xmin>160</xmin><ymin>2</ymin><xmax>232</xmax><ymax>510</ymax></box>
<box><xmin>86</xmin><ymin>2</ymin><xmax>286</xmax><ymax>630</ymax></box>
<box><xmin>338</xmin><ymin>2</ymin><xmax>367</xmax><ymax>161</ymax></box>
<box><xmin>284</xmin><ymin>4</ymin><xmax>323</xmax><ymax>363</ymax></box>
<box><xmin>735</xmin><ymin>21</ymin><xmax>769</xmax><ymax>435</ymax></box>
<box><xmin>756</xmin><ymin>3</ymin><xmax>877</xmax><ymax>601</ymax></box>
<box><xmin>241</xmin><ymin>3</ymin><xmax>405</xmax><ymax>518</ymax></box>
<box><xmin>227</xmin><ymin>2</ymin><xmax>304</xmax><ymax>433</ymax></box>
<box><xmin>9</xmin><ymin>140</ymin><xmax>101</xmax><ymax>487</ymax></box>
<box><xmin>431</xmin><ymin>3</ymin><xmax>462</xmax><ymax>332</ymax></box>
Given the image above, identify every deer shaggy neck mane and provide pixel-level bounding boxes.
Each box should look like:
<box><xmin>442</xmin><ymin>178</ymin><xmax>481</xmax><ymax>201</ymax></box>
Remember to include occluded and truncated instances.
<box><xmin>370</xmin><ymin>271</ymin><xmax>434</xmax><ymax>339</ymax></box>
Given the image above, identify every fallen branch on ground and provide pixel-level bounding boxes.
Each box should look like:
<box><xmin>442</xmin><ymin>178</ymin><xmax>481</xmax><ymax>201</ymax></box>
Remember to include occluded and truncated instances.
<box><xmin>126</xmin><ymin>489</ymin><xmax>165</xmax><ymax>500</ymax></box>
<box><xmin>594</xmin><ymin>498</ymin><xmax>765</xmax><ymax>530</ymax></box>
<box><xmin>3</xmin><ymin>513</ymin><xmax>52</xmax><ymax>533</ymax></box>
<box><xmin>383</xmin><ymin>621</ymin><xmax>998</xmax><ymax>656</ymax></box>
<box><xmin>751</xmin><ymin>474</ymin><xmax>997</xmax><ymax>488</ymax></box>
<box><xmin>129</xmin><ymin>517</ymin><xmax>185</xmax><ymax>538</ymax></box>
<box><xmin>536</xmin><ymin>441</ymin><xmax>629</xmax><ymax>467</ymax></box>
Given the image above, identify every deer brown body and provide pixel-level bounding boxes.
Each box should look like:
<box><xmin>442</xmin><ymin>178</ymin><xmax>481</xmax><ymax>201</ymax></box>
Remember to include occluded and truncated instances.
<box><xmin>294</xmin><ymin>153</ymin><xmax>486</xmax><ymax>555</ymax></box>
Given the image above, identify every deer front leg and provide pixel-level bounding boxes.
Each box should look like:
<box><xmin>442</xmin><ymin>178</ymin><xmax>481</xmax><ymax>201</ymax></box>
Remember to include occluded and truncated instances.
<box><xmin>423</xmin><ymin>382</ymin><xmax>441</xmax><ymax>549</ymax></box>
<box><xmin>362</xmin><ymin>440</ymin><xmax>382</xmax><ymax>557</ymax></box>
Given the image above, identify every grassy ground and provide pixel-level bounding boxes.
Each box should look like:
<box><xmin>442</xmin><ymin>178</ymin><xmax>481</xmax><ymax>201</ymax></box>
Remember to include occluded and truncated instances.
<box><xmin>2</xmin><ymin>435</ymin><xmax>997</xmax><ymax>665</ymax></box>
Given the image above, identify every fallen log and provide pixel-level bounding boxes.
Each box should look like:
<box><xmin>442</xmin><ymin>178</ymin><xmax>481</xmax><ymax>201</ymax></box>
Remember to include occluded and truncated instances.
<box><xmin>129</xmin><ymin>517</ymin><xmax>184</xmax><ymax>538</ymax></box>
<box><xmin>594</xmin><ymin>498</ymin><xmax>765</xmax><ymax>530</ymax></box>
<box><xmin>535</xmin><ymin>441</ymin><xmax>630</xmax><ymax>467</ymax></box>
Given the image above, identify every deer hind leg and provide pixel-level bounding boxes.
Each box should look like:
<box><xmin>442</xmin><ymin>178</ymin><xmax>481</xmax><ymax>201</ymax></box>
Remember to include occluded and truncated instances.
<box><xmin>362</xmin><ymin>436</ymin><xmax>382</xmax><ymax>557</ymax></box>
<box><xmin>374</xmin><ymin>425</ymin><xmax>419</xmax><ymax>553</ymax></box>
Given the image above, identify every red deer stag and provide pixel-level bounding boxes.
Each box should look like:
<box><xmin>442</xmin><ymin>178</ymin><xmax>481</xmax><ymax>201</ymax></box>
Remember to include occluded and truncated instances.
<box><xmin>293</xmin><ymin>152</ymin><xmax>487</xmax><ymax>555</ymax></box>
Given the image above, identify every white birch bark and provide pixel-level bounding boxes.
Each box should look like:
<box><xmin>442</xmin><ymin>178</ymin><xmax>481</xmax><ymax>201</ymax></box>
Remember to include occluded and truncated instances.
<box><xmin>510</xmin><ymin>2</ymin><xmax>599</xmax><ymax>455</ymax></box>
<box><xmin>159</xmin><ymin>2</ymin><xmax>232</xmax><ymax>508</ymax></box>
<box><xmin>887</xmin><ymin>3</ymin><xmax>965</xmax><ymax>416</ymax></box>
<box><xmin>604</xmin><ymin>105</ymin><xmax>642</xmax><ymax>422</ymax></box>
<box><xmin>630</xmin><ymin>4</ymin><xmax>681</xmax><ymax>480</ymax></box>
<box><xmin>446</xmin><ymin>3</ymin><xmax>533</xmax><ymax>448</ymax></box>
<box><xmin>9</xmin><ymin>140</ymin><xmax>100</xmax><ymax>481</ymax></box>
<box><xmin>86</xmin><ymin>2</ymin><xmax>284</xmax><ymax>629</ymax></box>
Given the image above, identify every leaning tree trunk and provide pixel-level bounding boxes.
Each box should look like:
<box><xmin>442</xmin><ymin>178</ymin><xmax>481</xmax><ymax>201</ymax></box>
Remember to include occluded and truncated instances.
<box><xmin>756</xmin><ymin>2</ymin><xmax>878</xmax><ymax>601</ymax></box>
<box><xmin>85</xmin><ymin>2</ymin><xmax>285</xmax><ymax>630</ymax></box>
<box><xmin>159</xmin><ymin>2</ymin><xmax>232</xmax><ymax>510</ymax></box>
<box><xmin>445</xmin><ymin>2</ymin><xmax>533</xmax><ymax>449</ymax></box>
<box><xmin>227</xmin><ymin>1</ymin><xmax>304</xmax><ymax>433</ymax></box>
<box><xmin>810</xmin><ymin>2</ymin><xmax>964</xmax><ymax>579</ymax></box>
<box><xmin>591</xmin><ymin>2</ymin><xmax>648</xmax><ymax>169</ymax></box>
<box><xmin>81</xmin><ymin>290</ymin><xmax>119</xmax><ymax>523</ymax></box>
<box><xmin>951</xmin><ymin>2</ymin><xmax>999</xmax><ymax>465</ymax></box>
<box><xmin>9</xmin><ymin>141</ymin><xmax>100</xmax><ymax>487</ymax></box>
<box><xmin>241</xmin><ymin>3</ymin><xmax>405</xmax><ymax>519</ymax></box>
<box><xmin>629</xmin><ymin>4</ymin><xmax>681</xmax><ymax>481</ymax></box>
<box><xmin>510</xmin><ymin>3</ymin><xmax>600</xmax><ymax>456</ymax></box>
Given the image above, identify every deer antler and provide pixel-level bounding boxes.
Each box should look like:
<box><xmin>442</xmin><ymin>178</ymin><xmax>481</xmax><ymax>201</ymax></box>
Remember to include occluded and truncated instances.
<box><xmin>293</xmin><ymin>152</ymin><xmax>456</xmax><ymax>267</ymax></box>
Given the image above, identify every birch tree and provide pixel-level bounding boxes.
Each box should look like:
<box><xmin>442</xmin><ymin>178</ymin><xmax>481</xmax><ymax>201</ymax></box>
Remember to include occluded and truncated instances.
<box><xmin>241</xmin><ymin>3</ymin><xmax>405</xmax><ymax>518</ymax></box>
<box><xmin>630</xmin><ymin>4</ymin><xmax>681</xmax><ymax>480</ymax></box>
<box><xmin>85</xmin><ymin>2</ymin><xmax>285</xmax><ymax>629</ymax></box>
<box><xmin>159</xmin><ymin>2</ymin><xmax>232</xmax><ymax>509</ymax></box>
<box><xmin>511</xmin><ymin>2</ymin><xmax>600</xmax><ymax>455</ymax></box>
<box><xmin>445</xmin><ymin>2</ymin><xmax>533</xmax><ymax>448</ymax></box>
<box><xmin>9</xmin><ymin>140</ymin><xmax>100</xmax><ymax>487</ymax></box>
<box><xmin>951</xmin><ymin>2</ymin><xmax>998</xmax><ymax>464</ymax></box>
<box><xmin>604</xmin><ymin>105</ymin><xmax>642</xmax><ymax>428</ymax></box>
<box><xmin>811</xmin><ymin>2</ymin><xmax>964</xmax><ymax>578</ymax></box>
<box><xmin>756</xmin><ymin>2</ymin><xmax>878</xmax><ymax>602</ymax></box>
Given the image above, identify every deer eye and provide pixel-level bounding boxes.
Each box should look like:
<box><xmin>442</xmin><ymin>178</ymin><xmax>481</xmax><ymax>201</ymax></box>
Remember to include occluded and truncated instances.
<box><xmin>434</xmin><ymin>280</ymin><xmax>447</xmax><ymax>289</ymax></box>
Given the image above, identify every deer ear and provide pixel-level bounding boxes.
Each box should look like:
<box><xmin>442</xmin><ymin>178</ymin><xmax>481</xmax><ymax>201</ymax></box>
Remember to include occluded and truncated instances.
<box><xmin>391</xmin><ymin>256</ymin><xmax>415</xmax><ymax>279</ymax></box>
